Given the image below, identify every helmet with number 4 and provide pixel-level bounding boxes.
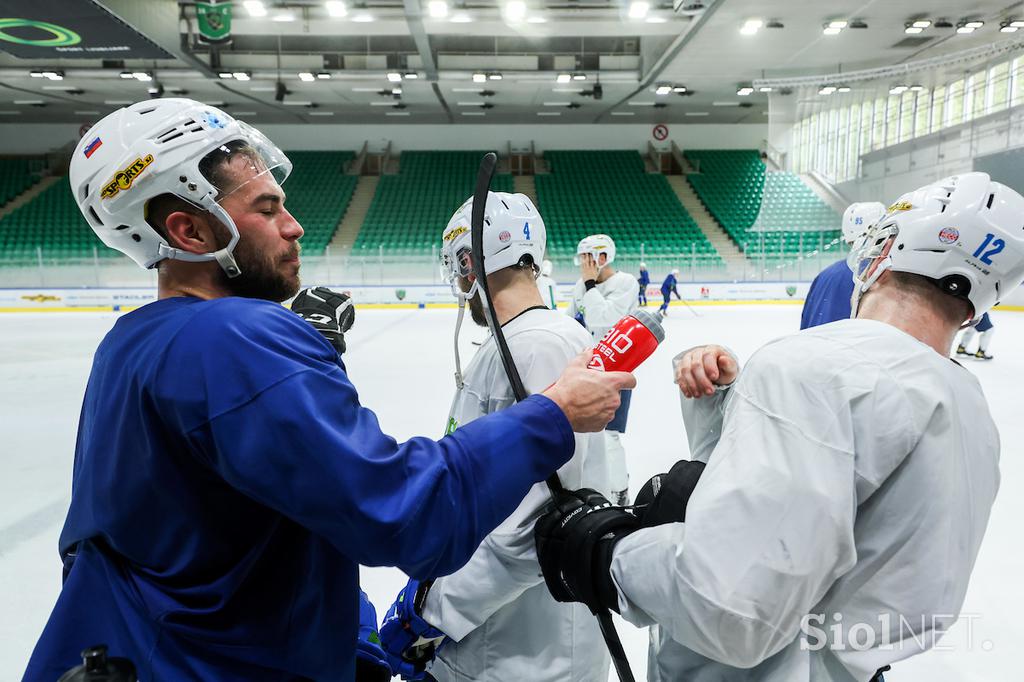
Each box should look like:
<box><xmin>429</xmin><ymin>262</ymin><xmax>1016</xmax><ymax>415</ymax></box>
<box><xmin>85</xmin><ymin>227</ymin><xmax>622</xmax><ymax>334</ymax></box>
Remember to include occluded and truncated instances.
<box><xmin>849</xmin><ymin>172</ymin><xmax>1024</xmax><ymax>321</ymax></box>
<box><xmin>842</xmin><ymin>202</ymin><xmax>886</xmax><ymax>244</ymax></box>
<box><xmin>574</xmin><ymin>234</ymin><xmax>616</xmax><ymax>269</ymax></box>
<box><xmin>440</xmin><ymin>191</ymin><xmax>546</xmax><ymax>298</ymax></box>
<box><xmin>69</xmin><ymin>98</ymin><xmax>291</xmax><ymax>277</ymax></box>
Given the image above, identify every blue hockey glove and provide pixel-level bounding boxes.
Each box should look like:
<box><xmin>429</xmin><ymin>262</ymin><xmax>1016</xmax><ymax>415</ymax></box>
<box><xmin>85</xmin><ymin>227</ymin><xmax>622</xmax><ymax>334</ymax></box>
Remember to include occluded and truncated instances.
<box><xmin>379</xmin><ymin>579</ymin><xmax>448</xmax><ymax>681</ymax></box>
<box><xmin>356</xmin><ymin>590</ymin><xmax>392</xmax><ymax>682</ymax></box>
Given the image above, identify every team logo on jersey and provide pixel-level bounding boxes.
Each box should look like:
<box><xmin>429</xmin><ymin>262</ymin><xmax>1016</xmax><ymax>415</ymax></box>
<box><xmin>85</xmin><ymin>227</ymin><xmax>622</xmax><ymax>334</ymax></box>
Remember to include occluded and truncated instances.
<box><xmin>498</xmin><ymin>230</ymin><xmax>511</xmax><ymax>243</ymax></box>
<box><xmin>445</xmin><ymin>417</ymin><xmax>459</xmax><ymax>435</ymax></box>
<box><xmin>938</xmin><ymin>227</ymin><xmax>959</xmax><ymax>244</ymax></box>
<box><xmin>83</xmin><ymin>137</ymin><xmax>102</xmax><ymax>158</ymax></box>
<box><xmin>444</xmin><ymin>225</ymin><xmax>468</xmax><ymax>242</ymax></box>
<box><xmin>887</xmin><ymin>201</ymin><xmax>913</xmax><ymax>213</ymax></box>
<box><xmin>101</xmin><ymin>154</ymin><xmax>155</xmax><ymax>199</ymax></box>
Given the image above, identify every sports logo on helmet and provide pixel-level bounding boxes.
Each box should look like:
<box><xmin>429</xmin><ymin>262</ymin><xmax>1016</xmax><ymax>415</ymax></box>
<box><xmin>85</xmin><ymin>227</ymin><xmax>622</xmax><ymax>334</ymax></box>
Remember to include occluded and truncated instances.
<box><xmin>100</xmin><ymin>154</ymin><xmax>155</xmax><ymax>199</ymax></box>
<box><xmin>444</xmin><ymin>225</ymin><xmax>468</xmax><ymax>242</ymax></box>
<box><xmin>887</xmin><ymin>201</ymin><xmax>913</xmax><ymax>212</ymax></box>
<box><xmin>202</xmin><ymin>110</ymin><xmax>228</xmax><ymax>129</ymax></box>
<box><xmin>498</xmin><ymin>230</ymin><xmax>511</xmax><ymax>243</ymax></box>
<box><xmin>938</xmin><ymin>227</ymin><xmax>959</xmax><ymax>244</ymax></box>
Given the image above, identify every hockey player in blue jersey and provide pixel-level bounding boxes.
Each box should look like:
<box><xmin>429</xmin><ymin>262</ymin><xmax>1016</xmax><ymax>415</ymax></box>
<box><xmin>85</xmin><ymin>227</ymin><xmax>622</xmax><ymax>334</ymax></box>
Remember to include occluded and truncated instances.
<box><xmin>956</xmin><ymin>311</ymin><xmax>996</xmax><ymax>360</ymax></box>
<box><xmin>638</xmin><ymin>262</ymin><xmax>650</xmax><ymax>306</ymax></box>
<box><xmin>800</xmin><ymin>202</ymin><xmax>887</xmax><ymax>329</ymax></box>
<box><xmin>25</xmin><ymin>99</ymin><xmax>634</xmax><ymax>682</ymax></box>
<box><xmin>658</xmin><ymin>268</ymin><xmax>680</xmax><ymax>317</ymax></box>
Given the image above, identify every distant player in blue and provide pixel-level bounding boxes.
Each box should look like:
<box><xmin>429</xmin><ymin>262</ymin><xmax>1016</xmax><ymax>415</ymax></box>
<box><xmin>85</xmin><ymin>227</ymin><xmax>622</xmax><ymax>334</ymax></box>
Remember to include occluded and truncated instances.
<box><xmin>659</xmin><ymin>268</ymin><xmax>680</xmax><ymax>317</ymax></box>
<box><xmin>801</xmin><ymin>202</ymin><xmax>887</xmax><ymax>329</ymax></box>
<box><xmin>26</xmin><ymin>99</ymin><xmax>633</xmax><ymax>682</ymax></box>
<box><xmin>638</xmin><ymin>262</ymin><xmax>650</xmax><ymax>306</ymax></box>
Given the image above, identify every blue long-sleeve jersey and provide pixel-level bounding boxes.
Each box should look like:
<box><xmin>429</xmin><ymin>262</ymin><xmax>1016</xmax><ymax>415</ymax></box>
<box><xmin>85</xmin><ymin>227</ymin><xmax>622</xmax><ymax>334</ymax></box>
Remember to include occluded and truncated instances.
<box><xmin>638</xmin><ymin>270</ymin><xmax>650</xmax><ymax>287</ymax></box>
<box><xmin>660</xmin><ymin>273</ymin><xmax>677</xmax><ymax>296</ymax></box>
<box><xmin>25</xmin><ymin>296</ymin><xmax>574</xmax><ymax>682</ymax></box>
<box><xmin>800</xmin><ymin>259</ymin><xmax>855</xmax><ymax>329</ymax></box>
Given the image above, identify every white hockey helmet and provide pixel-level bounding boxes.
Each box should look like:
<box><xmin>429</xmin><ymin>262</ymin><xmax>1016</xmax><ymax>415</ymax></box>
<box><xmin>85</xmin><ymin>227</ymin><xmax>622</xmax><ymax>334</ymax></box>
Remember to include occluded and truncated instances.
<box><xmin>842</xmin><ymin>202</ymin><xmax>887</xmax><ymax>244</ymax></box>
<box><xmin>639</xmin><ymin>262</ymin><xmax>647</xmax><ymax>269</ymax></box>
<box><xmin>574</xmin><ymin>234</ymin><xmax>616</xmax><ymax>269</ymax></box>
<box><xmin>541</xmin><ymin>259</ymin><xmax>553</xmax><ymax>277</ymax></box>
<box><xmin>69</xmin><ymin>98</ymin><xmax>291</xmax><ymax>276</ymax></box>
<box><xmin>849</xmin><ymin>172</ymin><xmax>1024</xmax><ymax>321</ymax></box>
<box><xmin>440</xmin><ymin>191</ymin><xmax>546</xmax><ymax>298</ymax></box>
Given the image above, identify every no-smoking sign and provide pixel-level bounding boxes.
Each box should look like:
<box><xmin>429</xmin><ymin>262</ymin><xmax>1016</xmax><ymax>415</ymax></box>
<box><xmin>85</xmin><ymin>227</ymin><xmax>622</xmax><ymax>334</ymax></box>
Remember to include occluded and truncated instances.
<box><xmin>652</xmin><ymin>124</ymin><xmax>669</xmax><ymax>141</ymax></box>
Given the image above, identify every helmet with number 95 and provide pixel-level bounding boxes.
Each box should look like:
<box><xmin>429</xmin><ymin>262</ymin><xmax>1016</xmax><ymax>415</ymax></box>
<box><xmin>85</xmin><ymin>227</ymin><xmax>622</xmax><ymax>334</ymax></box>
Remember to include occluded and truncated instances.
<box><xmin>440</xmin><ymin>191</ymin><xmax>546</xmax><ymax>299</ymax></box>
<box><xmin>849</xmin><ymin>172</ymin><xmax>1024</xmax><ymax>322</ymax></box>
<box><xmin>842</xmin><ymin>202</ymin><xmax>887</xmax><ymax>244</ymax></box>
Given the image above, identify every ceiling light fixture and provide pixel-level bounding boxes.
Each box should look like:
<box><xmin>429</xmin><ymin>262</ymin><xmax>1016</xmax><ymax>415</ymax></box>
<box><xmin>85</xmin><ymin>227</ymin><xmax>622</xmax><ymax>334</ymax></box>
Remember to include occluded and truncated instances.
<box><xmin>964</xmin><ymin>20</ymin><xmax>984</xmax><ymax>29</ymax></box>
<box><xmin>737</xmin><ymin>86</ymin><xmax>754</xmax><ymax>96</ymax></box>
<box><xmin>504</xmin><ymin>0</ymin><xmax>526</xmax><ymax>22</ymax></box>
<box><xmin>912</xmin><ymin>20</ymin><xmax>931</xmax><ymax>28</ymax></box>
<box><xmin>351</xmin><ymin>13</ymin><xmax>374</xmax><ymax>22</ymax></box>
<box><xmin>905</xmin><ymin>24</ymin><xmax>924</xmax><ymax>34</ymax></box>
<box><xmin>325</xmin><ymin>1</ymin><xmax>347</xmax><ymax>18</ymax></box>
<box><xmin>133</xmin><ymin>72</ymin><xmax>152</xmax><ymax>82</ymax></box>
<box><xmin>218</xmin><ymin>71</ymin><xmax>232</xmax><ymax>79</ymax></box>
<box><xmin>450</xmin><ymin>13</ymin><xmax>472</xmax><ymax>23</ymax></box>
<box><xmin>1001</xmin><ymin>21</ymin><xmax>1019</xmax><ymax>33</ymax></box>
<box><xmin>818</xmin><ymin>85</ymin><xmax>837</xmax><ymax>95</ymax></box>
<box><xmin>527</xmin><ymin>16</ymin><xmax>546</xmax><ymax>24</ymax></box>
<box><xmin>740</xmin><ymin>18</ymin><xmax>762</xmax><ymax>35</ymax></box>
<box><xmin>298</xmin><ymin>72</ymin><xmax>315</xmax><ymax>82</ymax></box>
<box><xmin>233</xmin><ymin>72</ymin><xmax>251</xmax><ymax>81</ymax></box>
<box><xmin>242</xmin><ymin>1</ymin><xmax>267</xmax><ymax>18</ymax></box>
<box><xmin>758</xmin><ymin>86</ymin><xmax>772</xmax><ymax>92</ymax></box>
<box><xmin>628</xmin><ymin>1</ymin><xmax>649</xmax><ymax>20</ymax></box>
<box><xmin>556</xmin><ymin>73</ymin><xmax>571</xmax><ymax>84</ymax></box>
<box><xmin>573</xmin><ymin>74</ymin><xmax>587</xmax><ymax>81</ymax></box>
<box><xmin>316</xmin><ymin>72</ymin><xmax>331</xmax><ymax>80</ymax></box>
<box><xmin>387</xmin><ymin>72</ymin><xmax>402</xmax><ymax>82</ymax></box>
<box><xmin>272</xmin><ymin>11</ymin><xmax>296</xmax><ymax>22</ymax></box>
<box><xmin>655</xmin><ymin>85</ymin><xmax>672</xmax><ymax>95</ymax></box>
<box><xmin>837</xmin><ymin>86</ymin><xmax>851</xmax><ymax>93</ymax></box>
<box><xmin>673</xmin><ymin>86</ymin><xmax>687</xmax><ymax>93</ymax></box>
<box><xmin>428</xmin><ymin>1</ymin><xmax>448</xmax><ymax>19</ymax></box>
<box><xmin>489</xmin><ymin>73</ymin><xmax>503</xmax><ymax>80</ymax></box>
<box><xmin>404</xmin><ymin>72</ymin><xmax>418</xmax><ymax>79</ymax></box>
<box><xmin>889</xmin><ymin>85</ymin><xmax>908</xmax><ymax>95</ymax></box>
<box><xmin>685</xmin><ymin>112</ymin><xmax>710</xmax><ymax>116</ymax></box>
<box><xmin>472</xmin><ymin>73</ymin><xmax>487</xmax><ymax>83</ymax></box>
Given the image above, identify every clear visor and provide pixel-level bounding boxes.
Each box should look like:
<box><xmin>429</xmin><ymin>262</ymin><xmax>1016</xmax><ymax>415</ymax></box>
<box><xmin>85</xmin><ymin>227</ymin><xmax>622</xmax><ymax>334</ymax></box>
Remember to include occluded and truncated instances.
<box><xmin>199</xmin><ymin>121</ymin><xmax>292</xmax><ymax>203</ymax></box>
<box><xmin>848</xmin><ymin>221</ymin><xmax>898</xmax><ymax>279</ymax></box>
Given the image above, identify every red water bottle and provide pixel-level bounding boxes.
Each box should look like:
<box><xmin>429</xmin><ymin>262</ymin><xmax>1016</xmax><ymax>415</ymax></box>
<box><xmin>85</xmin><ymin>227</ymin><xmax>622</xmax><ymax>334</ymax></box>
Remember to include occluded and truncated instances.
<box><xmin>588</xmin><ymin>309</ymin><xmax>665</xmax><ymax>372</ymax></box>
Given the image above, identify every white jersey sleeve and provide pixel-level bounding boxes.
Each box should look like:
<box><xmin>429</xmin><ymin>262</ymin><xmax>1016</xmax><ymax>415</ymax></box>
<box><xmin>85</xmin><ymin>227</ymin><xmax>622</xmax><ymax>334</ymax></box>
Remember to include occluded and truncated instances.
<box><xmin>423</xmin><ymin>315</ymin><xmax>602</xmax><ymax>641</ymax></box>
<box><xmin>610</xmin><ymin>327</ymin><xmax>919</xmax><ymax>668</ymax></box>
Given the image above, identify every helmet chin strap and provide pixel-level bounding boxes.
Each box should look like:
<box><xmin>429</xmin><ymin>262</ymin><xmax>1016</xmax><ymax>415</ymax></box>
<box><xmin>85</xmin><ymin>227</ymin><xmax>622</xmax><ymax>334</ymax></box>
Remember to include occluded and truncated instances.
<box><xmin>850</xmin><ymin>256</ymin><xmax>892</xmax><ymax>318</ymax></box>
<box><xmin>451</xmin><ymin>279</ymin><xmax>479</xmax><ymax>390</ymax></box>
<box><xmin>154</xmin><ymin>202</ymin><xmax>243</xmax><ymax>278</ymax></box>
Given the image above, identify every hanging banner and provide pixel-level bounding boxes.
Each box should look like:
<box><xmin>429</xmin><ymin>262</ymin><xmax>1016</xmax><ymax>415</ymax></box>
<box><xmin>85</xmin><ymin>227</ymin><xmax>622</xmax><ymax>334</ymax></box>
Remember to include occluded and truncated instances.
<box><xmin>196</xmin><ymin>1</ymin><xmax>231</xmax><ymax>45</ymax></box>
<box><xmin>0</xmin><ymin>0</ymin><xmax>172</xmax><ymax>59</ymax></box>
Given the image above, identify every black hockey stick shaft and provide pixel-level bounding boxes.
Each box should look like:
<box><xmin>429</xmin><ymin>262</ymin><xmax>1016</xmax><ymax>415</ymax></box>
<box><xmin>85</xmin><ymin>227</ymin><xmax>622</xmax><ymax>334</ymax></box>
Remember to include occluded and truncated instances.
<box><xmin>469</xmin><ymin>152</ymin><xmax>636</xmax><ymax>682</ymax></box>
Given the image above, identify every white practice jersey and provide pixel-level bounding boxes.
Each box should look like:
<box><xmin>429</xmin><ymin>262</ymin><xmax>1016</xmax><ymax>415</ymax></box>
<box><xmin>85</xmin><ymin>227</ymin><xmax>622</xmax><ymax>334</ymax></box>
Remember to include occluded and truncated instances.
<box><xmin>567</xmin><ymin>270</ymin><xmax>639</xmax><ymax>342</ymax></box>
<box><xmin>423</xmin><ymin>307</ymin><xmax>611</xmax><ymax>682</ymax></box>
<box><xmin>611</xmin><ymin>318</ymin><xmax>999</xmax><ymax>682</ymax></box>
<box><xmin>536</xmin><ymin>274</ymin><xmax>558</xmax><ymax>309</ymax></box>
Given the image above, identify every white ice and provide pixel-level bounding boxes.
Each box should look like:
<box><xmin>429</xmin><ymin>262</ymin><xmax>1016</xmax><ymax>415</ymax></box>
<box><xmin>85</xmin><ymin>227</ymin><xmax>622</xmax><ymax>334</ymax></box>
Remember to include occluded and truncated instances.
<box><xmin>2</xmin><ymin>305</ymin><xmax>1022</xmax><ymax>681</ymax></box>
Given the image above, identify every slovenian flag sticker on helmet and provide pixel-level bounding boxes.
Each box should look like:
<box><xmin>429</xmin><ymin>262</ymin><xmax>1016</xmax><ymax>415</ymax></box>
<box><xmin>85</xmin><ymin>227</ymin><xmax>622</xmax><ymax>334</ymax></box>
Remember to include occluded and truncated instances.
<box><xmin>83</xmin><ymin>137</ymin><xmax>102</xmax><ymax>158</ymax></box>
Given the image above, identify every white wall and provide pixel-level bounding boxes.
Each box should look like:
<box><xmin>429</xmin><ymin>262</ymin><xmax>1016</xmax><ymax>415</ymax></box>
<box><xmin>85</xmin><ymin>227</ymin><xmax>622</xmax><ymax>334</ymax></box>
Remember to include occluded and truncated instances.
<box><xmin>0</xmin><ymin>122</ymin><xmax>768</xmax><ymax>156</ymax></box>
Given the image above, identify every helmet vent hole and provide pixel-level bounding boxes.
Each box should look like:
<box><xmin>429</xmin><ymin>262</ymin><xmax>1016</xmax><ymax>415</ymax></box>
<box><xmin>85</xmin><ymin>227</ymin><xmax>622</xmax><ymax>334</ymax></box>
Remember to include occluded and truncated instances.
<box><xmin>157</xmin><ymin>130</ymin><xmax>185</xmax><ymax>144</ymax></box>
<box><xmin>987</xmin><ymin>193</ymin><xmax>995</xmax><ymax>209</ymax></box>
<box><xmin>86</xmin><ymin>206</ymin><xmax>102</xmax><ymax>227</ymax></box>
<box><xmin>138</xmin><ymin>106</ymin><xmax>157</xmax><ymax>115</ymax></box>
<box><xmin>940</xmin><ymin>204</ymin><xmax>947</xmax><ymax>213</ymax></box>
<box><xmin>131</xmin><ymin>233</ymin><xmax>141</xmax><ymax>242</ymax></box>
<box><xmin>115</xmin><ymin>224</ymin><xmax>130</xmax><ymax>231</ymax></box>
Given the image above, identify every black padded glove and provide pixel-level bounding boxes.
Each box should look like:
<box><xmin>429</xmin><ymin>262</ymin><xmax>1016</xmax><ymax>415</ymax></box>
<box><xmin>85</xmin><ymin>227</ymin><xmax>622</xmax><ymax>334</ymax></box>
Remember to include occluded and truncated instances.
<box><xmin>291</xmin><ymin>286</ymin><xmax>355</xmax><ymax>355</ymax></box>
<box><xmin>634</xmin><ymin>459</ymin><xmax>706</xmax><ymax>527</ymax></box>
<box><xmin>535</xmin><ymin>488</ymin><xmax>640</xmax><ymax>614</ymax></box>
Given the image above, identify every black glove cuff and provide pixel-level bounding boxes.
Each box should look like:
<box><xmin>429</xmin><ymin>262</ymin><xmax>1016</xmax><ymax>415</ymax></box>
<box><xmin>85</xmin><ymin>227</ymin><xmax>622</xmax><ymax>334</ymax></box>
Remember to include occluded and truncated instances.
<box><xmin>594</xmin><ymin>536</ymin><xmax>626</xmax><ymax>614</ymax></box>
<box><xmin>635</xmin><ymin>460</ymin><xmax>706</xmax><ymax>527</ymax></box>
<box><xmin>584</xmin><ymin>279</ymin><xmax>598</xmax><ymax>291</ymax></box>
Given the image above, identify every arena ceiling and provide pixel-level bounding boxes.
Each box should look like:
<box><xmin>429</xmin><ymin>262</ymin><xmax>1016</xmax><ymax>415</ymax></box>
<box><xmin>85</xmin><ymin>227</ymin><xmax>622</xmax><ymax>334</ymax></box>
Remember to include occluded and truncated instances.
<box><xmin>0</xmin><ymin>0</ymin><xmax>1020</xmax><ymax>127</ymax></box>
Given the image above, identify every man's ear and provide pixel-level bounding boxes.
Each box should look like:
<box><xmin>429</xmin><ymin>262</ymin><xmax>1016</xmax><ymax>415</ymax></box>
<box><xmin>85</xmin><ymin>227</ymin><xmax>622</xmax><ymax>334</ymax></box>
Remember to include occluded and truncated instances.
<box><xmin>164</xmin><ymin>210</ymin><xmax>215</xmax><ymax>255</ymax></box>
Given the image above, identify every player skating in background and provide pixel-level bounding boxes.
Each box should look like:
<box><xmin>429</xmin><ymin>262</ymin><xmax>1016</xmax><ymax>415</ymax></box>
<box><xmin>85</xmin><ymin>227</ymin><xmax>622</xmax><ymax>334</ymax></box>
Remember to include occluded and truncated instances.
<box><xmin>956</xmin><ymin>311</ymin><xmax>995</xmax><ymax>360</ymax></box>
<box><xmin>638</xmin><ymin>262</ymin><xmax>650</xmax><ymax>306</ymax></box>
<box><xmin>567</xmin><ymin>234</ymin><xmax>639</xmax><ymax>505</ymax></box>
<box><xmin>379</xmin><ymin>193</ymin><xmax>610</xmax><ymax>682</ymax></box>
<box><xmin>535</xmin><ymin>172</ymin><xmax>1024</xmax><ymax>681</ymax></box>
<box><xmin>800</xmin><ymin>201</ymin><xmax>887</xmax><ymax>329</ymax></box>
<box><xmin>536</xmin><ymin>258</ymin><xmax>558</xmax><ymax>309</ymax></box>
<box><xmin>658</xmin><ymin>268</ymin><xmax>681</xmax><ymax>318</ymax></box>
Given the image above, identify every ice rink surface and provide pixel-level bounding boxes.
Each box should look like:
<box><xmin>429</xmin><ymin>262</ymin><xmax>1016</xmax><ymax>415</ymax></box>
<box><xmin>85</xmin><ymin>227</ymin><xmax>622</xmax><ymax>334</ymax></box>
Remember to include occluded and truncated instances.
<box><xmin>1</xmin><ymin>303</ymin><xmax>1022</xmax><ymax>681</ymax></box>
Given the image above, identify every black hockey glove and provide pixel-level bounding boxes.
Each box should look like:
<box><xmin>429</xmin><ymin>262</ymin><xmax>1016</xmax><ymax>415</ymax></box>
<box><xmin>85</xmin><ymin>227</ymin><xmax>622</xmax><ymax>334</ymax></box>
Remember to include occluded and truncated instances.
<box><xmin>634</xmin><ymin>459</ymin><xmax>706</xmax><ymax>527</ymax></box>
<box><xmin>291</xmin><ymin>286</ymin><xmax>355</xmax><ymax>355</ymax></box>
<box><xmin>535</xmin><ymin>488</ymin><xmax>641</xmax><ymax>615</ymax></box>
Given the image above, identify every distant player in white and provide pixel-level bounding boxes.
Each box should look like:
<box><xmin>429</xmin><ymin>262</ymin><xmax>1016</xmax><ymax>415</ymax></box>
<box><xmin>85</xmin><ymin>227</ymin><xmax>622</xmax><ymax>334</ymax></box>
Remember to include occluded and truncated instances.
<box><xmin>567</xmin><ymin>234</ymin><xmax>639</xmax><ymax>504</ymax></box>
<box><xmin>535</xmin><ymin>173</ymin><xmax>1024</xmax><ymax>681</ymax></box>
<box><xmin>536</xmin><ymin>258</ymin><xmax>558</xmax><ymax>309</ymax></box>
<box><xmin>379</xmin><ymin>192</ymin><xmax>610</xmax><ymax>682</ymax></box>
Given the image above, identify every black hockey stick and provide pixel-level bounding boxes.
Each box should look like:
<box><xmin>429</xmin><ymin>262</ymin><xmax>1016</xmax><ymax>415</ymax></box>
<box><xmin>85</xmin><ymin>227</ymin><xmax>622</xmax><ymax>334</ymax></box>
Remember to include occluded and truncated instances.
<box><xmin>469</xmin><ymin>152</ymin><xmax>636</xmax><ymax>682</ymax></box>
